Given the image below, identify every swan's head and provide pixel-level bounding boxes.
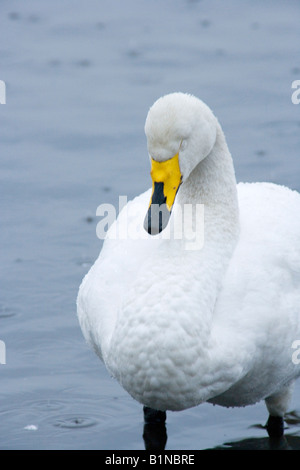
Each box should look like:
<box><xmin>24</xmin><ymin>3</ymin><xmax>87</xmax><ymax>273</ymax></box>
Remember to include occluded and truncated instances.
<box><xmin>144</xmin><ymin>92</ymin><xmax>217</xmax><ymax>234</ymax></box>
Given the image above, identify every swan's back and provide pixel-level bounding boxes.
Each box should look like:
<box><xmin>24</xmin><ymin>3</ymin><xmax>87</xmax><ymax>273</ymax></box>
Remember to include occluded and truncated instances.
<box><xmin>234</xmin><ymin>182</ymin><xmax>300</xmax><ymax>298</ymax></box>
<box><xmin>209</xmin><ymin>182</ymin><xmax>300</xmax><ymax>406</ymax></box>
<box><xmin>216</xmin><ymin>182</ymin><xmax>300</xmax><ymax>327</ymax></box>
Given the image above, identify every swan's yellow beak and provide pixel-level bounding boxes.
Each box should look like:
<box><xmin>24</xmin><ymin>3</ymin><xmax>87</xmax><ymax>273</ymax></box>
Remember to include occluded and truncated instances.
<box><xmin>144</xmin><ymin>152</ymin><xmax>182</xmax><ymax>235</ymax></box>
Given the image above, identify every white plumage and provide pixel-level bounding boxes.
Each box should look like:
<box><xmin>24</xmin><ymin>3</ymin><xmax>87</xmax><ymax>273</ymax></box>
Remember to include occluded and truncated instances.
<box><xmin>77</xmin><ymin>93</ymin><xmax>300</xmax><ymax>426</ymax></box>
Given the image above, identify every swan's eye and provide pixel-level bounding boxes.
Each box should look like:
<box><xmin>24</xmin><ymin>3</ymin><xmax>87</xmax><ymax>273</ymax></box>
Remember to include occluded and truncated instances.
<box><xmin>180</xmin><ymin>139</ymin><xmax>187</xmax><ymax>151</ymax></box>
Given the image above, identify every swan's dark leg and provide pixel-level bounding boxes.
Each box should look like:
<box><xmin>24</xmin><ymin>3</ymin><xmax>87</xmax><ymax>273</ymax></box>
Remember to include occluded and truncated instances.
<box><xmin>143</xmin><ymin>407</ymin><xmax>167</xmax><ymax>450</ymax></box>
<box><xmin>266</xmin><ymin>415</ymin><xmax>284</xmax><ymax>438</ymax></box>
<box><xmin>143</xmin><ymin>406</ymin><xmax>166</xmax><ymax>424</ymax></box>
<box><xmin>264</xmin><ymin>383</ymin><xmax>293</xmax><ymax>438</ymax></box>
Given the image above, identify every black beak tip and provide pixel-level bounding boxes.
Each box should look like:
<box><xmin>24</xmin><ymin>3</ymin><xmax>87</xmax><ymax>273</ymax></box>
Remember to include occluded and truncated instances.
<box><xmin>143</xmin><ymin>204</ymin><xmax>171</xmax><ymax>236</ymax></box>
<box><xmin>143</xmin><ymin>214</ymin><xmax>162</xmax><ymax>235</ymax></box>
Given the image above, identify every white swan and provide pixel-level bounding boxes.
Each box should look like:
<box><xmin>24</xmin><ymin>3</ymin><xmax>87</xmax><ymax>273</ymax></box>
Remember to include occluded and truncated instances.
<box><xmin>77</xmin><ymin>92</ymin><xmax>300</xmax><ymax>437</ymax></box>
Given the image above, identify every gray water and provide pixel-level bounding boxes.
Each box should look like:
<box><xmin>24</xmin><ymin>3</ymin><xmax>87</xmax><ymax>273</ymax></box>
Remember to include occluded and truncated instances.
<box><xmin>1</xmin><ymin>0</ymin><xmax>300</xmax><ymax>450</ymax></box>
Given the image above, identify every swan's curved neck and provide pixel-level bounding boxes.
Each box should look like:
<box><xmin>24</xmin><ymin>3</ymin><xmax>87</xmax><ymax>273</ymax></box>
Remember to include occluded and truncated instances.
<box><xmin>178</xmin><ymin>123</ymin><xmax>239</xmax><ymax>239</ymax></box>
<box><xmin>173</xmin><ymin>122</ymin><xmax>240</xmax><ymax>328</ymax></box>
